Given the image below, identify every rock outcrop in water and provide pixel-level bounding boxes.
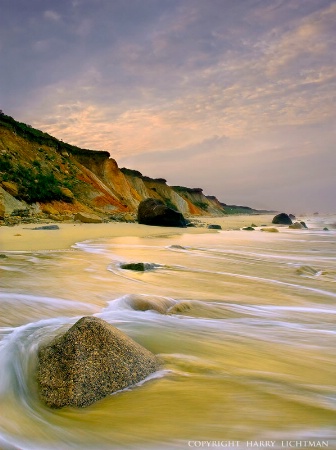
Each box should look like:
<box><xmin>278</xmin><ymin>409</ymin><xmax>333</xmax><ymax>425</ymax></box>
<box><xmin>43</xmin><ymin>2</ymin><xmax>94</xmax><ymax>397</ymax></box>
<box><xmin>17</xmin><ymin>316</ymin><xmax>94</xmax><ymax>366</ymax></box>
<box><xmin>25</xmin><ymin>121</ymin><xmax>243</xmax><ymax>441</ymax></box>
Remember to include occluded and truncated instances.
<box><xmin>272</xmin><ymin>213</ymin><xmax>292</xmax><ymax>225</ymax></box>
<box><xmin>138</xmin><ymin>198</ymin><xmax>187</xmax><ymax>227</ymax></box>
<box><xmin>289</xmin><ymin>222</ymin><xmax>304</xmax><ymax>229</ymax></box>
<box><xmin>120</xmin><ymin>262</ymin><xmax>156</xmax><ymax>271</ymax></box>
<box><xmin>37</xmin><ymin>316</ymin><xmax>160</xmax><ymax>408</ymax></box>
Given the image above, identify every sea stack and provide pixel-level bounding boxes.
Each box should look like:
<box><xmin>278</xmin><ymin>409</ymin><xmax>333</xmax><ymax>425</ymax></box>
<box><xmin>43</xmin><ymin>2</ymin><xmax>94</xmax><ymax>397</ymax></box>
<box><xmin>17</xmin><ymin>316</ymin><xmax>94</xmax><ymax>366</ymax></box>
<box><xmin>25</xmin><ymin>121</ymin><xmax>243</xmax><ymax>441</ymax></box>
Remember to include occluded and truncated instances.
<box><xmin>37</xmin><ymin>316</ymin><xmax>160</xmax><ymax>408</ymax></box>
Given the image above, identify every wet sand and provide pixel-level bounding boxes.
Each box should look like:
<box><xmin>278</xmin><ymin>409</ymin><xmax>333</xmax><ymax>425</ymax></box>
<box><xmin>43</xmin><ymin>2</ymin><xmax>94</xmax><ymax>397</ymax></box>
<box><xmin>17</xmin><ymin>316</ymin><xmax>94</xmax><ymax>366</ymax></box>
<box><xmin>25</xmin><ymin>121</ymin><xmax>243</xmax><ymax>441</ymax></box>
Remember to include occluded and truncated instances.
<box><xmin>0</xmin><ymin>214</ymin><xmax>275</xmax><ymax>252</ymax></box>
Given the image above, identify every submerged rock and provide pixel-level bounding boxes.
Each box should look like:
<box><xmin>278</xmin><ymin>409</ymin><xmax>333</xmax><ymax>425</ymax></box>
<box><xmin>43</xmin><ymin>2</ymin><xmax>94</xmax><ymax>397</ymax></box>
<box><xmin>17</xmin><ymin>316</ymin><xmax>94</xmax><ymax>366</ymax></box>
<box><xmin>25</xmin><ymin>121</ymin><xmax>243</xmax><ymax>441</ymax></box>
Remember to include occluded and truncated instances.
<box><xmin>207</xmin><ymin>224</ymin><xmax>222</xmax><ymax>230</ymax></box>
<box><xmin>37</xmin><ymin>316</ymin><xmax>160</xmax><ymax>408</ymax></box>
<box><xmin>242</xmin><ymin>226</ymin><xmax>255</xmax><ymax>231</ymax></box>
<box><xmin>272</xmin><ymin>213</ymin><xmax>292</xmax><ymax>225</ymax></box>
<box><xmin>323</xmin><ymin>227</ymin><xmax>329</xmax><ymax>231</ymax></box>
<box><xmin>296</xmin><ymin>266</ymin><xmax>318</xmax><ymax>276</ymax></box>
<box><xmin>260</xmin><ymin>227</ymin><xmax>279</xmax><ymax>233</ymax></box>
<box><xmin>300</xmin><ymin>221</ymin><xmax>308</xmax><ymax>229</ymax></box>
<box><xmin>137</xmin><ymin>198</ymin><xmax>186</xmax><ymax>228</ymax></box>
<box><xmin>125</xmin><ymin>296</ymin><xmax>176</xmax><ymax>314</ymax></box>
<box><xmin>169</xmin><ymin>245</ymin><xmax>187</xmax><ymax>250</ymax></box>
<box><xmin>120</xmin><ymin>262</ymin><xmax>156</xmax><ymax>271</ymax></box>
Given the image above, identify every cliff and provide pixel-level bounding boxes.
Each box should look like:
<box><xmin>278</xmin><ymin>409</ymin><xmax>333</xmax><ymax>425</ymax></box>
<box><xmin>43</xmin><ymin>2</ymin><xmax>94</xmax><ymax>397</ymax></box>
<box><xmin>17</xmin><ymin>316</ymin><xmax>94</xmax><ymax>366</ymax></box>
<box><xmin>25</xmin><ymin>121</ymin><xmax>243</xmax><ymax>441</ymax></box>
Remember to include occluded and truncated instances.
<box><xmin>0</xmin><ymin>112</ymin><xmax>263</xmax><ymax>224</ymax></box>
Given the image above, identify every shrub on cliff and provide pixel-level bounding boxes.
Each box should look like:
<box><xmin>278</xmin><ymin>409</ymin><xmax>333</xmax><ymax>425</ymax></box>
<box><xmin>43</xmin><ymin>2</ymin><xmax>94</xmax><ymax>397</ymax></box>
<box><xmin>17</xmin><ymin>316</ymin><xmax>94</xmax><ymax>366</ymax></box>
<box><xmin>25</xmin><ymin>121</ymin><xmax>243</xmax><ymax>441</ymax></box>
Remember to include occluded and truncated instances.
<box><xmin>164</xmin><ymin>198</ymin><xmax>178</xmax><ymax>211</ymax></box>
<box><xmin>195</xmin><ymin>201</ymin><xmax>208</xmax><ymax>211</ymax></box>
<box><xmin>0</xmin><ymin>158</ymin><xmax>73</xmax><ymax>203</ymax></box>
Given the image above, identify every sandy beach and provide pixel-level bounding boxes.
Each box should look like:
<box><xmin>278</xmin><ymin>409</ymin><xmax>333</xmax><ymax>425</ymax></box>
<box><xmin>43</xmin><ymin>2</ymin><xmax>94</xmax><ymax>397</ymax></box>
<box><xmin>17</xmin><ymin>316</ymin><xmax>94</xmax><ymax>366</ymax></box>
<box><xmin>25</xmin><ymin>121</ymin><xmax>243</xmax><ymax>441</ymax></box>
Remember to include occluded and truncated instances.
<box><xmin>0</xmin><ymin>214</ymin><xmax>276</xmax><ymax>252</ymax></box>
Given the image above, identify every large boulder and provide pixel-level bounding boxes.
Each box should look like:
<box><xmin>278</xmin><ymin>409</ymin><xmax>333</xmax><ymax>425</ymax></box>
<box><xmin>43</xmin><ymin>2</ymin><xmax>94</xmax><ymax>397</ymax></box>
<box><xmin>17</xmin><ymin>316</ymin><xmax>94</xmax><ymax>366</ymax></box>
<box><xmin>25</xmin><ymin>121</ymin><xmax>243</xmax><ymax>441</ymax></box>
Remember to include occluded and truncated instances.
<box><xmin>272</xmin><ymin>213</ymin><xmax>292</xmax><ymax>225</ymax></box>
<box><xmin>74</xmin><ymin>212</ymin><xmax>103</xmax><ymax>223</ymax></box>
<box><xmin>37</xmin><ymin>316</ymin><xmax>160</xmax><ymax>408</ymax></box>
<box><xmin>138</xmin><ymin>198</ymin><xmax>186</xmax><ymax>227</ymax></box>
<box><xmin>41</xmin><ymin>204</ymin><xmax>59</xmax><ymax>216</ymax></box>
<box><xmin>289</xmin><ymin>222</ymin><xmax>303</xmax><ymax>229</ymax></box>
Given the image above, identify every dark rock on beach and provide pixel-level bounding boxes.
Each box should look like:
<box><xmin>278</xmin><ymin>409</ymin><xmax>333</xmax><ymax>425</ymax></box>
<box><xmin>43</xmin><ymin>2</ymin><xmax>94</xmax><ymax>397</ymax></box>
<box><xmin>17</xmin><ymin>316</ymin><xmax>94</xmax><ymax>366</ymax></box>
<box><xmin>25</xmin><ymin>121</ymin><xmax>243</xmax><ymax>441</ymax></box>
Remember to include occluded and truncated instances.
<box><xmin>37</xmin><ymin>316</ymin><xmax>160</xmax><ymax>408</ymax></box>
<box><xmin>207</xmin><ymin>224</ymin><xmax>222</xmax><ymax>230</ymax></box>
<box><xmin>272</xmin><ymin>213</ymin><xmax>292</xmax><ymax>225</ymax></box>
<box><xmin>138</xmin><ymin>198</ymin><xmax>186</xmax><ymax>228</ymax></box>
<box><xmin>242</xmin><ymin>226</ymin><xmax>255</xmax><ymax>231</ymax></box>
<box><xmin>32</xmin><ymin>225</ymin><xmax>60</xmax><ymax>230</ymax></box>
<box><xmin>300</xmin><ymin>221</ymin><xmax>308</xmax><ymax>229</ymax></box>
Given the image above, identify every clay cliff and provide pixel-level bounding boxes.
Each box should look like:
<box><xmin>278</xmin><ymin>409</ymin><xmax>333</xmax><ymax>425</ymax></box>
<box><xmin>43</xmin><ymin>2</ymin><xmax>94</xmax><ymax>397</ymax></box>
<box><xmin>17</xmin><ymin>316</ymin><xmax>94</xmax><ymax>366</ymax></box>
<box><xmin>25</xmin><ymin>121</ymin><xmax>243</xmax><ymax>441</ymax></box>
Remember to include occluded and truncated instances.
<box><xmin>0</xmin><ymin>112</ymin><xmax>265</xmax><ymax>224</ymax></box>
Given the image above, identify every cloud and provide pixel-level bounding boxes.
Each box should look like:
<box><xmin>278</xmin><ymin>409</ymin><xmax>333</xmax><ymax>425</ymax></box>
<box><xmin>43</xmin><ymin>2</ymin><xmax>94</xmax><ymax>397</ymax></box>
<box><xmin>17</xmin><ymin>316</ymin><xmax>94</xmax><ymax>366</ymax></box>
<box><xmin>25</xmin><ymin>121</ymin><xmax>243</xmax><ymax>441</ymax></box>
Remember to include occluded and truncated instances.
<box><xmin>44</xmin><ymin>10</ymin><xmax>61</xmax><ymax>22</ymax></box>
<box><xmin>1</xmin><ymin>0</ymin><xmax>335</xmax><ymax>211</ymax></box>
<box><xmin>264</xmin><ymin>3</ymin><xmax>336</xmax><ymax>76</ymax></box>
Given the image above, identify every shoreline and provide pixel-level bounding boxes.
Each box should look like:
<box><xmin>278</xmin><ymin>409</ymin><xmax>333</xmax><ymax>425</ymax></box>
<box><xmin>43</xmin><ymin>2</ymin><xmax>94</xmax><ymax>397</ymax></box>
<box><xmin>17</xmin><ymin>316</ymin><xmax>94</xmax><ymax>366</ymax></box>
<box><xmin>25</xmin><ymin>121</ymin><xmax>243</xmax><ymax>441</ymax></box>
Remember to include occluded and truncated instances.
<box><xmin>0</xmin><ymin>214</ymin><xmax>276</xmax><ymax>252</ymax></box>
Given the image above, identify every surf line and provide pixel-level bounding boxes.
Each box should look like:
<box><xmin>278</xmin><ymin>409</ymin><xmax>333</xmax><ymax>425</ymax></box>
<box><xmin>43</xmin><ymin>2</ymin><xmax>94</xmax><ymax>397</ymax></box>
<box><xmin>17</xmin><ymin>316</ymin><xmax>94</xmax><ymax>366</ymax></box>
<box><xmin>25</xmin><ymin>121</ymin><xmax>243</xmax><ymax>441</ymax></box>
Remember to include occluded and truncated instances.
<box><xmin>190</xmin><ymin>268</ymin><xmax>336</xmax><ymax>299</ymax></box>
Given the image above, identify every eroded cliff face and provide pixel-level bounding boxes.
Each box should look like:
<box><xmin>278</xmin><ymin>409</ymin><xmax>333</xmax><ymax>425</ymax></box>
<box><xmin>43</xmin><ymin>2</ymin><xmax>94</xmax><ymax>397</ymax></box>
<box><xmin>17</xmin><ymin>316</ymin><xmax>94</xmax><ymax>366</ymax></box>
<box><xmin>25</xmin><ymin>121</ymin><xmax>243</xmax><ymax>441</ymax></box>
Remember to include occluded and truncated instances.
<box><xmin>0</xmin><ymin>113</ymin><xmax>227</xmax><ymax>222</ymax></box>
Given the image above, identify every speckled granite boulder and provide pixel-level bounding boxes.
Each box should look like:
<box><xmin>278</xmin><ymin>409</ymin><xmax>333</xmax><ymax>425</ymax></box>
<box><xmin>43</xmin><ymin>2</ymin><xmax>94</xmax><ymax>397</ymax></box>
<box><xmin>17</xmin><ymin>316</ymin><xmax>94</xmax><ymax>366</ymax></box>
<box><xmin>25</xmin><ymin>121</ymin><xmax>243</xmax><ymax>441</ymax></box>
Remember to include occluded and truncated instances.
<box><xmin>37</xmin><ymin>316</ymin><xmax>160</xmax><ymax>408</ymax></box>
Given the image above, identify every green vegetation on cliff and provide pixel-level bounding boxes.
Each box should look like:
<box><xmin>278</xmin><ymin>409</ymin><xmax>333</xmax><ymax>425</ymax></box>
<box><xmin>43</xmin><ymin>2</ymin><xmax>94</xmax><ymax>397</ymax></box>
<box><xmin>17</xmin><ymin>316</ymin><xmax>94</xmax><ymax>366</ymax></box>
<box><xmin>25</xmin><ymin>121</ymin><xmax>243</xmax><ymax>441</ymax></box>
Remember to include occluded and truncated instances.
<box><xmin>0</xmin><ymin>152</ymin><xmax>74</xmax><ymax>203</ymax></box>
<box><xmin>0</xmin><ymin>111</ymin><xmax>268</xmax><ymax>219</ymax></box>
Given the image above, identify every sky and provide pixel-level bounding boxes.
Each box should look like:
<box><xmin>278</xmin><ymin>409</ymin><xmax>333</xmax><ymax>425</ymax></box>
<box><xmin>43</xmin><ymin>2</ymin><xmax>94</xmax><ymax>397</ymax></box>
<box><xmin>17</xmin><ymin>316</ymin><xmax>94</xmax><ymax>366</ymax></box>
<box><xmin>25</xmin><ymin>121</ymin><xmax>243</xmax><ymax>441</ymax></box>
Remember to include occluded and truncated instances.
<box><xmin>0</xmin><ymin>0</ymin><xmax>335</xmax><ymax>213</ymax></box>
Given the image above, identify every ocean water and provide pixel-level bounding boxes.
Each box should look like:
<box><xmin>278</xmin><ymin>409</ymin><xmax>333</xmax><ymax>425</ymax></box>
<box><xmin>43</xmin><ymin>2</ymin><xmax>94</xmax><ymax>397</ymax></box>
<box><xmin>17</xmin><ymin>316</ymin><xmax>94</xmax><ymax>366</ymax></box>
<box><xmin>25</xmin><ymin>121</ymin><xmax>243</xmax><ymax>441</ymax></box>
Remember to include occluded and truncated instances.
<box><xmin>0</xmin><ymin>216</ymin><xmax>335</xmax><ymax>450</ymax></box>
